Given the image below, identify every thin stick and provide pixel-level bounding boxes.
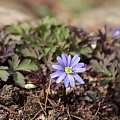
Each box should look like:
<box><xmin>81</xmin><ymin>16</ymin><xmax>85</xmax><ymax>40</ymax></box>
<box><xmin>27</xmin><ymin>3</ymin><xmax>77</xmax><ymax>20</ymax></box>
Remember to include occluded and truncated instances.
<box><xmin>31</xmin><ymin>110</ymin><xmax>42</xmax><ymax>120</ymax></box>
<box><xmin>71</xmin><ymin>114</ymin><xmax>84</xmax><ymax>120</ymax></box>
<box><xmin>0</xmin><ymin>104</ymin><xmax>17</xmax><ymax>114</ymax></box>
<box><xmin>36</xmin><ymin>95</ymin><xmax>47</xmax><ymax>116</ymax></box>
<box><xmin>92</xmin><ymin>101</ymin><xmax>101</xmax><ymax>120</ymax></box>
<box><xmin>45</xmin><ymin>77</ymin><xmax>52</xmax><ymax>111</ymax></box>
<box><xmin>66</xmin><ymin>107</ymin><xmax>72</xmax><ymax>120</ymax></box>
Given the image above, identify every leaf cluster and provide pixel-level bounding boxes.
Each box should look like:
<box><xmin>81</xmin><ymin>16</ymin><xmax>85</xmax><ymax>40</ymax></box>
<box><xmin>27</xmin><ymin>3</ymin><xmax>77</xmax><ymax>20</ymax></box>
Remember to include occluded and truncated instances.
<box><xmin>0</xmin><ymin>27</ymin><xmax>38</xmax><ymax>87</ymax></box>
<box><xmin>0</xmin><ymin>17</ymin><xmax>120</xmax><ymax>89</ymax></box>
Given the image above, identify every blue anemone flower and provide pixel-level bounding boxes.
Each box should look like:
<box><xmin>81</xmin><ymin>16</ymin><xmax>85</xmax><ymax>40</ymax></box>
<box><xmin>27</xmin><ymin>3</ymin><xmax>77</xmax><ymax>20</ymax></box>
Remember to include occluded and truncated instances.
<box><xmin>112</xmin><ymin>26</ymin><xmax>120</xmax><ymax>40</ymax></box>
<box><xmin>50</xmin><ymin>54</ymin><xmax>86</xmax><ymax>88</ymax></box>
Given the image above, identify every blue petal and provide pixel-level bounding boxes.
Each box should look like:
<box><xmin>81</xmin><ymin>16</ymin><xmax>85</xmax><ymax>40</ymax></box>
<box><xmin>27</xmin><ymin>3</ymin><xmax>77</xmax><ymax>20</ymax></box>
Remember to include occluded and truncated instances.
<box><xmin>52</xmin><ymin>65</ymin><xmax>64</xmax><ymax>71</ymax></box>
<box><xmin>61</xmin><ymin>54</ymin><xmax>68</xmax><ymax>66</ymax></box>
<box><xmin>112</xmin><ymin>26</ymin><xmax>120</xmax><ymax>39</ymax></box>
<box><xmin>50</xmin><ymin>71</ymin><xmax>63</xmax><ymax>78</ymax></box>
<box><xmin>74</xmin><ymin>74</ymin><xmax>85</xmax><ymax>84</ymax></box>
<box><xmin>67</xmin><ymin>74</ymin><xmax>75</xmax><ymax>88</ymax></box>
<box><xmin>73</xmin><ymin>63</ymin><xmax>85</xmax><ymax>68</ymax></box>
<box><xmin>71</xmin><ymin>55</ymin><xmax>80</xmax><ymax>67</ymax></box>
<box><xmin>56</xmin><ymin>72</ymin><xmax>66</xmax><ymax>83</ymax></box>
<box><xmin>56</xmin><ymin>56</ymin><xmax>64</xmax><ymax>67</ymax></box>
<box><xmin>64</xmin><ymin>76</ymin><xmax>69</xmax><ymax>87</ymax></box>
<box><xmin>73</xmin><ymin>68</ymin><xmax>86</xmax><ymax>73</ymax></box>
<box><xmin>68</xmin><ymin>55</ymin><xmax>71</xmax><ymax>66</ymax></box>
<box><xmin>72</xmin><ymin>55</ymin><xmax>79</xmax><ymax>61</ymax></box>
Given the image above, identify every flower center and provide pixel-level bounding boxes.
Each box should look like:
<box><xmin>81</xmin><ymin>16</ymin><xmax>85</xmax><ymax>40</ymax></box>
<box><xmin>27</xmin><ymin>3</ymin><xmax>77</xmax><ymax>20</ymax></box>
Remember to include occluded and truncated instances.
<box><xmin>65</xmin><ymin>67</ymin><xmax>72</xmax><ymax>74</ymax></box>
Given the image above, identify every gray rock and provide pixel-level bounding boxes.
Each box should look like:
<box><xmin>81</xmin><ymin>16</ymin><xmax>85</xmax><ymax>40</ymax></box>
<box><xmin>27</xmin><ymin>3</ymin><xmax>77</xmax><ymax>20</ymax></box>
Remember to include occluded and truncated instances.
<box><xmin>0</xmin><ymin>7</ymin><xmax>30</xmax><ymax>26</ymax></box>
<box><xmin>71</xmin><ymin>7</ymin><xmax>120</xmax><ymax>31</ymax></box>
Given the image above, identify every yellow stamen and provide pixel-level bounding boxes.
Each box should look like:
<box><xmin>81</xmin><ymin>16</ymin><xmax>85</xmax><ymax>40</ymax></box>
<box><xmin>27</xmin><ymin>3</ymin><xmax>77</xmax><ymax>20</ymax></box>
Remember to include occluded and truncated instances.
<box><xmin>65</xmin><ymin>67</ymin><xmax>72</xmax><ymax>74</ymax></box>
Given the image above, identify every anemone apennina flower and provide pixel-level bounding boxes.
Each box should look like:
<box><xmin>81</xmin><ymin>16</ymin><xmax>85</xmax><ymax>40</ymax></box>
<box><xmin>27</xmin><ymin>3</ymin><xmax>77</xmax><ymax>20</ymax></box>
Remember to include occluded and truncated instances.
<box><xmin>50</xmin><ymin>54</ymin><xmax>86</xmax><ymax>88</ymax></box>
<box><xmin>112</xmin><ymin>26</ymin><xmax>120</xmax><ymax>40</ymax></box>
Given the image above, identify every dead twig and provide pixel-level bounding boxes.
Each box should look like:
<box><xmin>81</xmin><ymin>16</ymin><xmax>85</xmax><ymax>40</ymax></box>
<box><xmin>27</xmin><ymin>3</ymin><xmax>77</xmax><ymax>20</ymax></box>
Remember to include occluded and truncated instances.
<box><xmin>36</xmin><ymin>95</ymin><xmax>47</xmax><ymax>116</ymax></box>
<box><xmin>92</xmin><ymin>97</ymin><xmax>105</xmax><ymax>120</ymax></box>
<box><xmin>0</xmin><ymin>104</ymin><xmax>17</xmax><ymax>114</ymax></box>
<box><xmin>31</xmin><ymin>110</ymin><xmax>42</xmax><ymax>120</ymax></box>
<box><xmin>45</xmin><ymin>77</ymin><xmax>52</xmax><ymax>111</ymax></box>
<box><xmin>66</xmin><ymin>107</ymin><xmax>72</xmax><ymax>120</ymax></box>
<box><xmin>70</xmin><ymin>114</ymin><xmax>84</xmax><ymax>120</ymax></box>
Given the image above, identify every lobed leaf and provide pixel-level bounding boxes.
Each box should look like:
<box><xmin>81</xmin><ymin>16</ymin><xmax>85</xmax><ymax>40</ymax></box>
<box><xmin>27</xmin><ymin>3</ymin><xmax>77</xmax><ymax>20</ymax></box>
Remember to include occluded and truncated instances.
<box><xmin>16</xmin><ymin>59</ymin><xmax>38</xmax><ymax>72</ymax></box>
<box><xmin>6</xmin><ymin>25</ymin><xmax>24</xmax><ymax>35</ymax></box>
<box><xmin>0</xmin><ymin>70</ymin><xmax>9</xmax><ymax>81</ymax></box>
<box><xmin>13</xmin><ymin>72</ymin><xmax>25</xmax><ymax>88</ymax></box>
<box><xmin>21</xmin><ymin>48</ymin><xmax>38</xmax><ymax>59</ymax></box>
<box><xmin>12</xmin><ymin>54</ymin><xmax>20</xmax><ymax>69</ymax></box>
<box><xmin>79</xmin><ymin>46</ymin><xmax>92</xmax><ymax>56</ymax></box>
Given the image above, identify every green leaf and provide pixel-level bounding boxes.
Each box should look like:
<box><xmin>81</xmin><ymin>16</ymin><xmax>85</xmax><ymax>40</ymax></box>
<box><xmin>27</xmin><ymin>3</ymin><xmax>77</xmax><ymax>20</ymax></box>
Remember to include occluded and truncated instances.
<box><xmin>52</xmin><ymin>27</ymin><xmax>69</xmax><ymax>42</ymax></box>
<box><xmin>10</xmin><ymin>54</ymin><xmax>38</xmax><ymax>72</ymax></box>
<box><xmin>44</xmin><ymin>47</ymin><xmax>51</xmax><ymax>55</ymax></box>
<box><xmin>100</xmin><ymin>77</ymin><xmax>113</xmax><ymax>86</ymax></box>
<box><xmin>80</xmin><ymin>46</ymin><xmax>92</xmax><ymax>56</ymax></box>
<box><xmin>20</xmin><ymin>23</ymin><xmax>30</xmax><ymax>33</ymax></box>
<box><xmin>87</xmin><ymin>90</ymin><xmax>97</xmax><ymax>100</ymax></box>
<box><xmin>96</xmin><ymin>51</ymin><xmax>104</xmax><ymax>60</ymax></box>
<box><xmin>109</xmin><ymin>64</ymin><xmax>117</xmax><ymax>78</ymax></box>
<box><xmin>42</xmin><ymin>16</ymin><xmax>60</xmax><ymax>27</ymax></box>
<box><xmin>101</xmin><ymin>65</ymin><xmax>111</xmax><ymax>76</ymax></box>
<box><xmin>0</xmin><ymin>70</ymin><xmax>9</xmax><ymax>81</ymax></box>
<box><xmin>6</xmin><ymin>25</ymin><xmax>24</xmax><ymax>35</ymax></box>
<box><xmin>60</xmin><ymin>27</ymin><xmax>69</xmax><ymax>40</ymax></box>
<box><xmin>22</xmin><ymin>34</ymin><xmax>35</xmax><ymax>42</ymax></box>
<box><xmin>91</xmin><ymin>60</ymin><xmax>111</xmax><ymax>76</ymax></box>
<box><xmin>13</xmin><ymin>72</ymin><xmax>25</xmax><ymax>88</ymax></box>
<box><xmin>16</xmin><ymin>59</ymin><xmax>38</xmax><ymax>72</ymax></box>
<box><xmin>12</xmin><ymin>54</ymin><xmax>20</xmax><ymax>69</ymax></box>
<box><xmin>48</xmin><ymin>47</ymin><xmax>57</xmax><ymax>62</ymax></box>
<box><xmin>21</xmin><ymin>48</ymin><xmax>38</xmax><ymax>59</ymax></box>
